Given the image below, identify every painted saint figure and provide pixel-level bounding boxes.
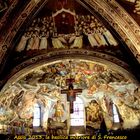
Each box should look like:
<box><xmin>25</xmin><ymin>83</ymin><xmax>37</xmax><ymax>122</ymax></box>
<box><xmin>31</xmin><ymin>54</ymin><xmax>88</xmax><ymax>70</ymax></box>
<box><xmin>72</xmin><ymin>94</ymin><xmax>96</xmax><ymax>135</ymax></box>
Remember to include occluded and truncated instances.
<box><xmin>32</xmin><ymin>30</ymin><xmax>40</xmax><ymax>50</ymax></box>
<box><xmin>103</xmin><ymin>29</ymin><xmax>118</xmax><ymax>46</ymax></box>
<box><xmin>52</xmin><ymin>35</ymin><xmax>67</xmax><ymax>49</ymax></box>
<box><xmin>87</xmin><ymin>33</ymin><xmax>99</xmax><ymax>47</ymax></box>
<box><xmin>26</xmin><ymin>31</ymin><xmax>34</xmax><ymax>51</ymax></box>
<box><xmin>70</xmin><ymin>33</ymin><xmax>83</xmax><ymax>49</ymax></box>
<box><xmin>53</xmin><ymin>100</ymin><xmax>65</xmax><ymax>122</ymax></box>
<box><xmin>16</xmin><ymin>32</ymin><xmax>29</xmax><ymax>52</ymax></box>
<box><xmin>39</xmin><ymin>31</ymin><xmax>48</xmax><ymax>50</ymax></box>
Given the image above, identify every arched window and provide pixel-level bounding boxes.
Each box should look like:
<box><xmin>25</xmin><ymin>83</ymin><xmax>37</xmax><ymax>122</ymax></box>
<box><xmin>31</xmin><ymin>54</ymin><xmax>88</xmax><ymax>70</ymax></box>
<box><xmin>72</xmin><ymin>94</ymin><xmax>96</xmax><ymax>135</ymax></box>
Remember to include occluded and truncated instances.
<box><xmin>112</xmin><ymin>103</ymin><xmax>120</xmax><ymax>123</ymax></box>
<box><xmin>33</xmin><ymin>103</ymin><xmax>41</xmax><ymax>127</ymax></box>
<box><xmin>70</xmin><ymin>97</ymin><xmax>85</xmax><ymax>126</ymax></box>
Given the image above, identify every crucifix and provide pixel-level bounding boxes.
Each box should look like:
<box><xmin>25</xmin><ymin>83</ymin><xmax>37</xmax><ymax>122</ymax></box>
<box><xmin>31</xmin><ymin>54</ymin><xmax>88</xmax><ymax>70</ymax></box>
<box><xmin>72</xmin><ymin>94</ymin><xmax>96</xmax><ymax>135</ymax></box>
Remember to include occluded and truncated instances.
<box><xmin>61</xmin><ymin>78</ymin><xmax>82</xmax><ymax>113</ymax></box>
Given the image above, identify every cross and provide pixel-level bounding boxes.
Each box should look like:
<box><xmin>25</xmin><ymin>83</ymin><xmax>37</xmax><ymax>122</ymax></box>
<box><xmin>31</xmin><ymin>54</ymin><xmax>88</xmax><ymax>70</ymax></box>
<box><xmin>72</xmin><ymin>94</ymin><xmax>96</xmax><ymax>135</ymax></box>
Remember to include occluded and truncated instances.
<box><xmin>61</xmin><ymin>78</ymin><xmax>82</xmax><ymax>113</ymax></box>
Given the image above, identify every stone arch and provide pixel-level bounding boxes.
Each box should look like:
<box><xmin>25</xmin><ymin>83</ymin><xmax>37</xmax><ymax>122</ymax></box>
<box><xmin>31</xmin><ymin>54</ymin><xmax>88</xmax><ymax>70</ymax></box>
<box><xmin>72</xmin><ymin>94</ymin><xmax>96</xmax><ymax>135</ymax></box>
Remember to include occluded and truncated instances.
<box><xmin>77</xmin><ymin>0</ymin><xmax>140</xmax><ymax>62</ymax></box>
<box><xmin>0</xmin><ymin>50</ymin><xmax>138</xmax><ymax>93</ymax></box>
<box><xmin>1</xmin><ymin>0</ymin><xmax>140</xmax><ymax>78</ymax></box>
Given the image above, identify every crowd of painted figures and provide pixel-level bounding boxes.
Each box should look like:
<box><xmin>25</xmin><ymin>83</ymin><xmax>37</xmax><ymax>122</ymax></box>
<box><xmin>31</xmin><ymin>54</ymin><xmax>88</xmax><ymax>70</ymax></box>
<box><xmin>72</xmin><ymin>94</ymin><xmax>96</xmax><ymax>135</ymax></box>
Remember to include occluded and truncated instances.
<box><xmin>75</xmin><ymin>15</ymin><xmax>118</xmax><ymax>47</ymax></box>
<box><xmin>116</xmin><ymin>0</ymin><xmax>140</xmax><ymax>15</ymax></box>
<box><xmin>15</xmin><ymin>15</ymin><xmax>118</xmax><ymax>52</ymax></box>
<box><xmin>134</xmin><ymin>0</ymin><xmax>140</xmax><ymax>14</ymax></box>
<box><xmin>15</xmin><ymin>17</ymin><xmax>53</xmax><ymax>52</ymax></box>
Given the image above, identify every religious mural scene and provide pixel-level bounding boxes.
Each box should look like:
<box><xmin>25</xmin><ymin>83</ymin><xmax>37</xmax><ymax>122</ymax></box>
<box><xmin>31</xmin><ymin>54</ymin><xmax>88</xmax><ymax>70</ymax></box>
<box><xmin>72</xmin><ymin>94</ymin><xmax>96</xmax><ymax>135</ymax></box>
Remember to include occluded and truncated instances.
<box><xmin>15</xmin><ymin>14</ymin><xmax>118</xmax><ymax>52</ymax></box>
<box><xmin>13</xmin><ymin>0</ymin><xmax>122</xmax><ymax>66</ymax></box>
<box><xmin>1</xmin><ymin>0</ymin><xmax>140</xmax><ymax>138</ymax></box>
<box><xmin>0</xmin><ymin>59</ymin><xmax>140</xmax><ymax>135</ymax></box>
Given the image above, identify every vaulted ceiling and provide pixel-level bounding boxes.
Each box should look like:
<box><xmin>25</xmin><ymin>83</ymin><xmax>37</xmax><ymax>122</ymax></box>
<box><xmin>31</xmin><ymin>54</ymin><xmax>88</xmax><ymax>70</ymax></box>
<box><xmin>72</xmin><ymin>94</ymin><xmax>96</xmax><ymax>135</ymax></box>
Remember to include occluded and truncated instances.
<box><xmin>0</xmin><ymin>0</ymin><xmax>140</xmax><ymax>88</ymax></box>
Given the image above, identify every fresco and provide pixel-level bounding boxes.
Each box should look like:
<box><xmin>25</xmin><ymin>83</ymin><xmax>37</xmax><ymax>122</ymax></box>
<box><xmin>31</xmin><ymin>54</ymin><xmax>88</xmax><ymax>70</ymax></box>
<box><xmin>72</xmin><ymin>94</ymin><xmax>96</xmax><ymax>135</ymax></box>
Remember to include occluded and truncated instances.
<box><xmin>14</xmin><ymin>11</ymin><xmax>119</xmax><ymax>58</ymax></box>
<box><xmin>0</xmin><ymin>60</ymin><xmax>140</xmax><ymax>134</ymax></box>
<box><xmin>86</xmin><ymin>100</ymin><xmax>102</xmax><ymax>129</ymax></box>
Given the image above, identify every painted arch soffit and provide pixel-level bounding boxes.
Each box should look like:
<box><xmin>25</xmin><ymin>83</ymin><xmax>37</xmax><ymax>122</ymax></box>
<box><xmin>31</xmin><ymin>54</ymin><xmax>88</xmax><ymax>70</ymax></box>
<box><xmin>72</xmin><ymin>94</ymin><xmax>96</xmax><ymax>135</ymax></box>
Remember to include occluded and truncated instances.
<box><xmin>80</xmin><ymin>0</ymin><xmax>140</xmax><ymax>61</ymax></box>
<box><xmin>0</xmin><ymin>59</ymin><xmax>139</xmax><ymax>98</ymax></box>
<box><xmin>0</xmin><ymin>0</ymin><xmax>140</xmax><ymax>63</ymax></box>
<box><xmin>0</xmin><ymin>56</ymin><xmax>138</xmax><ymax>93</ymax></box>
<box><xmin>0</xmin><ymin>0</ymin><xmax>139</xmax><ymax>68</ymax></box>
<box><xmin>0</xmin><ymin>0</ymin><xmax>45</xmax><ymax>63</ymax></box>
<box><xmin>1</xmin><ymin>50</ymin><xmax>138</xmax><ymax>91</ymax></box>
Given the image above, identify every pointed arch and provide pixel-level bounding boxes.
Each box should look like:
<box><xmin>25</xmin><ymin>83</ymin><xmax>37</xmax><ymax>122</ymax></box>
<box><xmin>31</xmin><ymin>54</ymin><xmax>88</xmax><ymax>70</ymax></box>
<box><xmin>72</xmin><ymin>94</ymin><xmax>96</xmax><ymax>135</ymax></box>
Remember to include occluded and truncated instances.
<box><xmin>76</xmin><ymin>0</ymin><xmax>140</xmax><ymax>62</ymax></box>
<box><xmin>0</xmin><ymin>0</ymin><xmax>140</xmax><ymax>74</ymax></box>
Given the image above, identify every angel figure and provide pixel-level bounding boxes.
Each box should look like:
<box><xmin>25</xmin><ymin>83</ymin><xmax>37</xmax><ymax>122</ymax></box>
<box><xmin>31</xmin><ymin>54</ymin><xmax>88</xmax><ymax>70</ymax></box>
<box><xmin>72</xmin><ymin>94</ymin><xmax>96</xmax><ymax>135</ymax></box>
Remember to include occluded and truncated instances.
<box><xmin>53</xmin><ymin>100</ymin><xmax>65</xmax><ymax>122</ymax></box>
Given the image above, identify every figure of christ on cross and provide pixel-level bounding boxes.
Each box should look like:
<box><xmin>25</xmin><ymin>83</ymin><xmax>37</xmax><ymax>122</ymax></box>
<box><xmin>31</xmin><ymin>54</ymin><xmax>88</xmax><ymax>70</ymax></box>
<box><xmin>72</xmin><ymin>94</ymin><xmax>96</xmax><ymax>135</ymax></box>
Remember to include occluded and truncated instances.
<box><xmin>61</xmin><ymin>78</ymin><xmax>82</xmax><ymax>113</ymax></box>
